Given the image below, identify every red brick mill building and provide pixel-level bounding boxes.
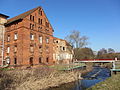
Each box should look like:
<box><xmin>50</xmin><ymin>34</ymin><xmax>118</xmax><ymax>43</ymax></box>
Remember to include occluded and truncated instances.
<box><xmin>4</xmin><ymin>7</ymin><xmax>54</xmax><ymax>66</ymax></box>
<box><xmin>0</xmin><ymin>6</ymin><xmax>73</xmax><ymax>67</ymax></box>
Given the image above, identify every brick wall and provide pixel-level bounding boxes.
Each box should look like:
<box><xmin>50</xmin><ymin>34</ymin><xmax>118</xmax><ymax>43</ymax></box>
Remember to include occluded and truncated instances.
<box><xmin>4</xmin><ymin>7</ymin><xmax>54</xmax><ymax>66</ymax></box>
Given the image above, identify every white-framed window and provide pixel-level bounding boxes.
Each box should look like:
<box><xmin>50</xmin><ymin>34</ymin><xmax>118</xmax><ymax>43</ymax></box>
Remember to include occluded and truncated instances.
<box><xmin>39</xmin><ymin>36</ymin><xmax>42</xmax><ymax>44</ymax></box>
<box><xmin>30</xmin><ymin>33</ymin><xmax>34</xmax><ymax>40</ymax></box>
<box><xmin>7</xmin><ymin>46</ymin><xmax>10</xmax><ymax>53</ymax></box>
<box><xmin>46</xmin><ymin>37</ymin><xmax>49</xmax><ymax>44</ymax></box>
<box><xmin>14</xmin><ymin>33</ymin><xmax>18</xmax><ymax>40</ymax></box>
<box><xmin>7</xmin><ymin>35</ymin><xmax>10</xmax><ymax>42</ymax></box>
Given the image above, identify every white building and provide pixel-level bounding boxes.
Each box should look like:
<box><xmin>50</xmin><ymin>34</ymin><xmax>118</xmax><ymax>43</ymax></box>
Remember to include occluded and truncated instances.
<box><xmin>53</xmin><ymin>37</ymin><xmax>73</xmax><ymax>64</ymax></box>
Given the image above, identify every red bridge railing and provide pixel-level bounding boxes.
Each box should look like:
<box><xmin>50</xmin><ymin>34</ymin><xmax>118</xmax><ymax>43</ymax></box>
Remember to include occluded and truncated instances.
<box><xmin>78</xmin><ymin>59</ymin><xmax>114</xmax><ymax>61</ymax></box>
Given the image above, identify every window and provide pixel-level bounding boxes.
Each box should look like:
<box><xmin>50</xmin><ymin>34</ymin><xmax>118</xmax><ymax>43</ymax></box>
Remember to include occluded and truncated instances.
<box><xmin>39</xmin><ymin>45</ymin><xmax>42</xmax><ymax>53</ymax></box>
<box><xmin>38</xmin><ymin>9</ymin><xmax>42</xmax><ymax>16</ymax></box>
<box><xmin>46</xmin><ymin>57</ymin><xmax>49</xmax><ymax>63</ymax></box>
<box><xmin>46</xmin><ymin>29</ymin><xmax>49</xmax><ymax>31</ymax></box>
<box><xmin>7</xmin><ymin>35</ymin><xmax>10</xmax><ymax>42</ymax></box>
<box><xmin>40</xmin><ymin>19</ymin><xmax>42</xmax><ymax>25</ymax></box>
<box><xmin>30</xmin><ymin>15</ymin><xmax>34</xmax><ymax>21</ymax></box>
<box><xmin>39</xmin><ymin>36</ymin><xmax>42</xmax><ymax>44</ymax></box>
<box><xmin>60</xmin><ymin>46</ymin><xmax>62</xmax><ymax>50</ymax></box>
<box><xmin>14</xmin><ymin>58</ymin><xmax>17</xmax><ymax>64</ymax></box>
<box><xmin>40</xmin><ymin>11</ymin><xmax>42</xmax><ymax>16</ymax></box>
<box><xmin>30</xmin><ymin>24</ymin><xmax>34</xmax><ymax>30</ymax></box>
<box><xmin>63</xmin><ymin>47</ymin><xmax>65</xmax><ymax>51</ymax></box>
<box><xmin>7</xmin><ymin>46</ymin><xmax>10</xmax><ymax>54</ymax></box>
<box><xmin>46</xmin><ymin>37</ymin><xmax>49</xmax><ymax>44</ymax></box>
<box><xmin>56</xmin><ymin>41</ymin><xmax>58</xmax><ymax>43</ymax></box>
<box><xmin>39</xmin><ymin>57</ymin><xmax>42</xmax><ymax>63</ymax></box>
<box><xmin>30</xmin><ymin>15</ymin><xmax>32</xmax><ymax>20</ymax></box>
<box><xmin>38</xmin><ymin>18</ymin><xmax>42</xmax><ymax>25</ymax></box>
<box><xmin>30</xmin><ymin>45</ymin><xmax>34</xmax><ymax>52</ymax></box>
<box><xmin>6</xmin><ymin>57</ymin><xmax>10</xmax><ymax>64</ymax></box>
<box><xmin>38</xmin><ymin>18</ymin><xmax>40</xmax><ymax>24</ymax></box>
<box><xmin>29</xmin><ymin>57</ymin><xmax>33</xmax><ymax>65</ymax></box>
<box><xmin>14</xmin><ymin>33</ymin><xmax>18</xmax><ymax>40</ymax></box>
<box><xmin>30</xmin><ymin>23</ymin><xmax>32</xmax><ymax>29</ymax></box>
<box><xmin>32</xmin><ymin>24</ymin><xmax>34</xmax><ymax>30</ymax></box>
<box><xmin>14</xmin><ymin>45</ymin><xmax>17</xmax><ymax>53</ymax></box>
<box><xmin>46</xmin><ymin>22</ymin><xmax>49</xmax><ymax>28</ymax></box>
<box><xmin>38</xmin><ymin>27</ymin><xmax>42</xmax><ymax>31</ymax></box>
<box><xmin>30</xmin><ymin>33</ymin><xmax>34</xmax><ymax>40</ymax></box>
<box><xmin>33</xmin><ymin>16</ymin><xmax>34</xmax><ymax>21</ymax></box>
<box><xmin>46</xmin><ymin>46</ymin><xmax>49</xmax><ymax>53</ymax></box>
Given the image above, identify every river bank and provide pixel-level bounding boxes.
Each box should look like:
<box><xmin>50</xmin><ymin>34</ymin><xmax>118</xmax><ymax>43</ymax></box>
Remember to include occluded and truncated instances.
<box><xmin>87</xmin><ymin>72</ymin><xmax>120</xmax><ymax>90</ymax></box>
<box><xmin>47</xmin><ymin>67</ymin><xmax>111</xmax><ymax>90</ymax></box>
<box><xmin>0</xmin><ymin>65</ymin><xmax>92</xmax><ymax>90</ymax></box>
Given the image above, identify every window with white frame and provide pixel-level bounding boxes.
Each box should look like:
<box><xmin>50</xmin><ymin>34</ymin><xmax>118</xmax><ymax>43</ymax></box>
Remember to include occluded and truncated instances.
<box><xmin>14</xmin><ymin>33</ymin><xmax>18</xmax><ymax>40</ymax></box>
<box><xmin>46</xmin><ymin>37</ymin><xmax>49</xmax><ymax>44</ymax></box>
<box><xmin>30</xmin><ymin>33</ymin><xmax>34</xmax><ymax>40</ymax></box>
<box><xmin>39</xmin><ymin>36</ymin><xmax>42</xmax><ymax>44</ymax></box>
<box><xmin>7</xmin><ymin>46</ymin><xmax>10</xmax><ymax>53</ymax></box>
<box><xmin>7</xmin><ymin>35</ymin><xmax>10</xmax><ymax>42</ymax></box>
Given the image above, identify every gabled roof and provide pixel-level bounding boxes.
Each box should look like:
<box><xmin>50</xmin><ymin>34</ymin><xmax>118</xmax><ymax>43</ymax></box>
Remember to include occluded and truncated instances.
<box><xmin>6</xmin><ymin>6</ymin><xmax>41</xmax><ymax>25</ymax></box>
<box><xmin>0</xmin><ymin>13</ymin><xmax>9</xmax><ymax>18</ymax></box>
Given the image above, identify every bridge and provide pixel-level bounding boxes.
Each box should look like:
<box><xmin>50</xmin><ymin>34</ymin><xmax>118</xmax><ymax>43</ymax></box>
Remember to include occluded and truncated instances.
<box><xmin>75</xmin><ymin>59</ymin><xmax>115</xmax><ymax>63</ymax></box>
<box><xmin>75</xmin><ymin>58</ymin><xmax>120</xmax><ymax>75</ymax></box>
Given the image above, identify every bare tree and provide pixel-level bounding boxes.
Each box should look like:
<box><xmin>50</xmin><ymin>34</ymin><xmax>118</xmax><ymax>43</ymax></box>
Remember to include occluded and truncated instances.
<box><xmin>65</xmin><ymin>30</ymin><xmax>88</xmax><ymax>60</ymax></box>
<box><xmin>108</xmin><ymin>48</ymin><xmax>115</xmax><ymax>53</ymax></box>
<box><xmin>65</xmin><ymin>30</ymin><xmax>88</xmax><ymax>48</ymax></box>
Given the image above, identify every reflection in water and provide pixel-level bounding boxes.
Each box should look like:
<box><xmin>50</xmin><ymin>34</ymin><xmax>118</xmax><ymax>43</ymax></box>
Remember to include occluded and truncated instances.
<box><xmin>47</xmin><ymin>67</ymin><xmax>110</xmax><ymax>90</ymax></box>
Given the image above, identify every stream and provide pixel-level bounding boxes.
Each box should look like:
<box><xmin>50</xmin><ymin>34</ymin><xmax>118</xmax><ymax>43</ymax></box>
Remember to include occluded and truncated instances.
<box><xmin>47</xmin><ymin>67</ymin><xmax>111</xmax><ymax>90</ymax></box>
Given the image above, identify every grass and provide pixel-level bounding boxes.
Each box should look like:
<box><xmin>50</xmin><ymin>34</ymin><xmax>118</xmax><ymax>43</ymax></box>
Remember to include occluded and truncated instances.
<box><xmin>0</xmin><ymin>66</ymin><xmax>82</xmax><ymax>90</ymax></box>
<box><xmin>88</xmin><ymin>72</ymin><xmax>120</xmax><ymax>90</ymax></box>
<box><xmin>0</xmin><ymin>68</ymin><xmax>14</xmax><ymax>71</ymax></box>
<box><xmin>49</xmin><ymin>63</ymin><xmax>85</xmax><ymax>70</ymax></box>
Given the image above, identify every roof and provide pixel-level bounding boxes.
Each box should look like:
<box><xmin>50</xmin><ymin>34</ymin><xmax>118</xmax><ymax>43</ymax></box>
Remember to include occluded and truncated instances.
<box><xmin>0</xmin><ymin>13</ymin><xmax>9</xmax><ymax>18</ymax></box>
<box><xmin>6</xmin><ymin>6</ymin><xmax>41</xmax><ymax>25</ymax></box>
<box><xmin>53</xmin><ymin>37</ymin><xmax>72</xmax><ymax>46</ymax></box>
<box><xmin>54</xmin><ymin>37</ymin><xmax>65</xmax><ymax>41</ymax></box>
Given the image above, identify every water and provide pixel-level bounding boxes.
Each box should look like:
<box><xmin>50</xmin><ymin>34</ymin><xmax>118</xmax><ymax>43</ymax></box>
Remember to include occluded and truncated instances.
<box><xmin>47</xmin><ymin>67</ymin><xmax>110</xmax><ymax>90</ymax></box>
<box><xmin>73</xmin><ymin>67</ymin><xmax>110</xmax><ymax>90</ymax></box>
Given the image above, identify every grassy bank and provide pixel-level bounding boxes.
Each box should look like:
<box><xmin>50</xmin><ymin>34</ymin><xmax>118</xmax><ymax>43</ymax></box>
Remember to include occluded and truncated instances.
<box><xmin>88</xmin><ymin>72</ymin><xmax>120</xmax><ymax>90</ymax></box>
<box><xmin>0</xmin><ymin>65</ymin><xmax>87</xmax><ymax>90</ymax></box>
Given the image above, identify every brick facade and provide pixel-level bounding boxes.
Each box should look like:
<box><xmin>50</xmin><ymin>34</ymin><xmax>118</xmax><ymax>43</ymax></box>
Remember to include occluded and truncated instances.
<box><xmin>4</xmin><ymin>7</ymin><xmax>54</xmax><ymax>66</ymax></box>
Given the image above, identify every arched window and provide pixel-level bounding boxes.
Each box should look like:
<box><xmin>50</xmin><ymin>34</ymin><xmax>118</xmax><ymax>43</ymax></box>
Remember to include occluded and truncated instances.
<box><xmin>14</xmin><ymin>57</ymin><xmax>17</xmax><ymax>64</ymax></box>
<box><xmin>46</xmin><ymin>57</ymin><xmax>49</xmax><ymax>63</ymax></box>
<box><xmin>30</xmin><ymin>15</ymin><xmax>32</xmax><ymax>20</ymax></box>
<box><xmin>29</xmin><ymin>57</ymin><xmax>33</xmax><ymax>66</ymax></box>
<box><xmin>33</xmin><ymin>16</ymin><xmax>34</xmax><ymax>21</ymax></box>
<box><xmin>39</xmin><ymin>57</ymin><xmax>42</xmax><ymax>63</ymax></box>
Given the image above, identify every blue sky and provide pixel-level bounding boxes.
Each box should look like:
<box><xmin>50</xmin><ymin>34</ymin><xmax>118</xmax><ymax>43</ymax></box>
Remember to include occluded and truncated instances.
<box><xmin>1</xmin><ymin>0</ymin><xmax>120</xmax><ymax>52</ymax></box>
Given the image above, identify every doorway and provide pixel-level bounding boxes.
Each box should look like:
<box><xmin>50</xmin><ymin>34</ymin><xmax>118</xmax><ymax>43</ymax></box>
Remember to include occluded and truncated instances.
<box><xmin>29</xmin><ymin>57</ymin><xmax>33</xmax><ymax>66</ymax></box>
